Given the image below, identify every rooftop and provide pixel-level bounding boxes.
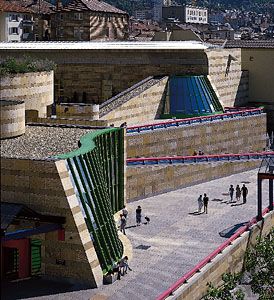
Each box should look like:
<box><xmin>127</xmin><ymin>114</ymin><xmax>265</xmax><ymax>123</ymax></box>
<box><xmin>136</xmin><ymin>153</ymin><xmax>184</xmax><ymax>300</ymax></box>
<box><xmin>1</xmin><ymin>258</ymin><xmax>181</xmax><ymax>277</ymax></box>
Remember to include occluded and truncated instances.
<box><xmin>0</xmin><ymin>1</ymin><xmax>33</xmax><ymax>13</ymax></box>
<box><xmin>0</xmin><ymin>41</ymin><xmax>210</xmax><ymax>50</ymax></box>
<box><xmin>0</xmin><ymin>125</ymin><xmax>94</xmax><ymax>160</ymax></box>
<box><xmin>0</xmin><ymin>0</ymin><xmax>55</xmax><ymax>14</ymax></box>
<box><xmin>59</xmin><ymin>0</ymin><xmax>127</xmax><ymax>15</ymax></box>
<box><xmin>225</xmin><ymin>39</ymin><xmax>274</xmax><ymax>49</ymax></box>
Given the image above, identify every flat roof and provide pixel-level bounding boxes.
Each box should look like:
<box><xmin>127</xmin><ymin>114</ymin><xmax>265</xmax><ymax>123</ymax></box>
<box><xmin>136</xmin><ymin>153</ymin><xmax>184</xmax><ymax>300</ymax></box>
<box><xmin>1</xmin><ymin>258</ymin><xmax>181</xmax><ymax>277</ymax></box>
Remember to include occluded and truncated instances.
<box><xmin>0</xmin><ymin>125</ymin><xmax>95</xmax><ymax>160</ymax></box>
<box><xmin>0</xmin><ymin>41</ymin><xmax>210</xmax><ymax>50</ymax></box>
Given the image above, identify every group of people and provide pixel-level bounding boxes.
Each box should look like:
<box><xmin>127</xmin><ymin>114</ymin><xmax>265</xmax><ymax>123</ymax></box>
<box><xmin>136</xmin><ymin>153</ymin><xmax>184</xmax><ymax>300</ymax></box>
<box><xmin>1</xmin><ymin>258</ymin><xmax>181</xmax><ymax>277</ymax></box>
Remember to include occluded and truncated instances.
<box><xmin>197</xmin><ymin>193</ymin><xmax>209</xmax><ymax>214</ymax></box>
<box><xmin>193</xmin><ymin>150</ymin><xmax>205</xmax><ymax>156</ymax></box>
<box><xmin>110</xmin><ymin>256</ymin><xmax>132</xmax><ymax>280</ymax></box>
<box><xmin>229</xmin><ymin>184</ymin><xmax>248</xmax><ymax>203</ymax></box>
<box><xmin>119</xmin><ymin>205</ymin><xmax>148</xmax><ymax>235</ymax></box>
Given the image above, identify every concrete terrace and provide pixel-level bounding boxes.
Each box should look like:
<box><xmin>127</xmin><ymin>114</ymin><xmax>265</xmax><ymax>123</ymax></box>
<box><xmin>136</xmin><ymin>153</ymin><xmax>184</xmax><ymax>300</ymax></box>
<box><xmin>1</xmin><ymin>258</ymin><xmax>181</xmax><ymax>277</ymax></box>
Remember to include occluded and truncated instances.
<box><xmin>2</xmin><ymin>168</ymin><xmax>270</xmax><ymax>300</ymax></box>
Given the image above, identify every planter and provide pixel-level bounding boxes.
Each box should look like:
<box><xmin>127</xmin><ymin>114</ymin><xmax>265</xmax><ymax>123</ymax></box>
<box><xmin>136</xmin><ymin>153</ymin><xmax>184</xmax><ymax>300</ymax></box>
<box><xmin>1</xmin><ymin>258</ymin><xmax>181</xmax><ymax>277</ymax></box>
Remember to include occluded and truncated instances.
<box><xmin>0</xmin><ymin>100</ymin><xmax>25</xmax><ymax>139</ymax></box>
<box><xmin>0</xmin><ymin>71</ymin><xmax>54</xmax><ymax>118</ymax></box>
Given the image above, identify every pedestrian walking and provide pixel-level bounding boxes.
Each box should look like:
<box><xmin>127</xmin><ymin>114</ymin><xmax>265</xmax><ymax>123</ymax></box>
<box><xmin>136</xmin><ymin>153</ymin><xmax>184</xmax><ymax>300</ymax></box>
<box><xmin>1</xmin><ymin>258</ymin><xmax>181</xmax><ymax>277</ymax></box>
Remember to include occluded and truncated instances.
<box><xmin>203</xmin><ymin>193</ymin><xmax>209</xmax><ymax>214</ymax></box>
<box><xmin>236</xmin><ymin>185</ymin><xmax>241</xmax><ymax>202</ymax></box>
<box><xmin>241</xmin><ymin>184</ymin><xmax>248</xmax><ymax>204</ymax></box>
<box><xmin>136</xmin><ymin>205</ymin><xmax>142</xmax><ymax>226</ymax></box>
<box><xmin>198</xmin><ymin>195</ymin><xmax>203</xmax><ymax>212</ymax></box>
<box><xmin>122</xmin><ymin>205</ymin><xmax>128</xmax><ymax>219</ymax></box>
<box><xmin>119</xmin><ymin>214</ymin><xmax>126</xmax><ymax>235</ymax></box>
<box><xmin>229</xmin><ymin>185</ymin><xmax>234</xmax><ymax>202</ymax></box>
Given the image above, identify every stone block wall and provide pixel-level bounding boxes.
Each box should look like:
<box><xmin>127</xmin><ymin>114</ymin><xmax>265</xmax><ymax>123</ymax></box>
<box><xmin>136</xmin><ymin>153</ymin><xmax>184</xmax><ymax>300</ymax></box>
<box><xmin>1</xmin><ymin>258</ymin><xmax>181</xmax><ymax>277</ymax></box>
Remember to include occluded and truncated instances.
<box><xmin>102</xmin><ymin>77</ymin><xmax>168</xmax><ymax>126</ymax></box>
<box><xmin>173</xmin><ymin>210</ymin><xmax>274</xmax><ymax>300</ymax></box>
<box><xmin>126</xmin><ymin>160</ymin><xmax>260</xmax><ymax>202</ymax></box>
<box><xmin>25</xmin><ymin>116</ymin><xmax>107</xmax><ymax>127</ymax></box>
<box><xmin>0</xmin><ymin>71</ymin><xmax>54</xmax><ymax>118</ymax></box>
<box><xmin>0</xmin><ymin>100</ymin><xmax>25</xmax><ymax>139</ymax></box>
<box><xmin>206</xmin><ymin>48</ymin><xmax>248</xmax><ymax>107</ymax></box>
<box><xmin>51</xmin><ymin>12</ymin><xmax>128</xmax><ymax>41</ymax></box>
<box><xmin>53</xmin><ymin>50</ymin><xmax>207</xmax><ymax>104</ymax></box>
<box><xmin>56</xmin><ymin>103</ymin><xmax>100</xmax><ymax>120</ymax></box>
<box><xmin>0</xmin><ymin>157</ymin><xmax>102</xmax><ymax>287</ymax></box>
<box><xmin>127</xmin><ymin>114</ymin><xmax>267</xmax><ymax>158</ymax></box>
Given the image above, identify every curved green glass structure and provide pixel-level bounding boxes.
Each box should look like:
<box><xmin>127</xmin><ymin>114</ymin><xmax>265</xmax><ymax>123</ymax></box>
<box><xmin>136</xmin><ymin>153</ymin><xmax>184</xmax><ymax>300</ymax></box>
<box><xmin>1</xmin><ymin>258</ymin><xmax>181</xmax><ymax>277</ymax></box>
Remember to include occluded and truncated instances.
<box><xmin>161</xmin><ymin>75</ymin><xmax>224</xmax><ymax>119</ymax></box>
<box><xmin>57</xmin><ymin>128</ymin><xmax>124</xmax><ymax>273</ymax></box>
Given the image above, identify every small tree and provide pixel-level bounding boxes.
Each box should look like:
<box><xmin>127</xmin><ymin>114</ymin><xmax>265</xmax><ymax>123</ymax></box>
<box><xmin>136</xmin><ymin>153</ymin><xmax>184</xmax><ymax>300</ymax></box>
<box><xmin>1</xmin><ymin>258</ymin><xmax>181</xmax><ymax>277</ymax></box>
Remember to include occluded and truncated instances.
<box><xmin>204</xmin><ymin>273</ymin><xmax>244</xmax><ymax>300</ymax></box>
<box><xmin>245</xmin><ymin>227</ymin><xmax>274</xmax><ymax>300</ymax></box>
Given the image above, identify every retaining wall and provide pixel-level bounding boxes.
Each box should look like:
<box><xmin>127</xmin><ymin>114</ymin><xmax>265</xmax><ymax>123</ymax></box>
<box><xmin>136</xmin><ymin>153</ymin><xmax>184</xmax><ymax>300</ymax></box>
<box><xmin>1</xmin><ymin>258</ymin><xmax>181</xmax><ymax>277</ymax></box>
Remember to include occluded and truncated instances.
<box><xmin>102</xmin><ymin>77</ymin><xmax>168</xmax><ymax>126</ymax></box>
<box><xmin>0</xmin><ymin>71</ymin><xmax>54</xmax><ymax>118</ymax></box>
<box><xmin>0</xmin><ymin>157</ymin><xmax>102</xmax><ymax>287</ymax></box>
<box><xmin>171</xmin><ymin>210</ymin><xmax>274</xmax><ymax>300</ymax></box>
<box><xmin>206</xmin><ymin>48</ymin><xmax>248</xmax><ymax>107</ymax></box>
<box><xmin>127</xmin><ymin>114</ymin><xmax>267</xmax><ymax>158</ymax></box>
<box><xmin>126</xmin><ymin>160</ymin><xmax>260</xmax><ymax>202</ymax></box>
<box><xmin>0</xmin><ymin>100</ymin><xmax>25</xmax><ymax>139</ymax></box>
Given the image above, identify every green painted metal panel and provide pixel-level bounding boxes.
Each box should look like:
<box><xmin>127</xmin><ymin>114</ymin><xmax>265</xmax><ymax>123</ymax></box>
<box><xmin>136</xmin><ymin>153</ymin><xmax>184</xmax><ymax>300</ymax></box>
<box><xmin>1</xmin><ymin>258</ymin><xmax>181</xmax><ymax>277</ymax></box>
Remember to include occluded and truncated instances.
<box><xmin>56</xmin><ymin>128</ymin><xmax>124</xmax><ymax>274</ymax></box>
<box><xmin>31</xmin><ymin>239</ymin><xmax>41</xmax><ymax>275</ymax></box>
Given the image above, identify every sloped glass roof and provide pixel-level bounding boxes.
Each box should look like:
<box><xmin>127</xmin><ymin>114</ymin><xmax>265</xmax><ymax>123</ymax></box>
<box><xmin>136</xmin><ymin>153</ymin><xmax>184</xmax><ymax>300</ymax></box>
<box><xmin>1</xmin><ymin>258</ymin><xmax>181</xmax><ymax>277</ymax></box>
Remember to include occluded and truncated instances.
<box><xmin>162</xmin><ymin>75</ymin><xmax>223</xmax><ymax>118</ymax></box>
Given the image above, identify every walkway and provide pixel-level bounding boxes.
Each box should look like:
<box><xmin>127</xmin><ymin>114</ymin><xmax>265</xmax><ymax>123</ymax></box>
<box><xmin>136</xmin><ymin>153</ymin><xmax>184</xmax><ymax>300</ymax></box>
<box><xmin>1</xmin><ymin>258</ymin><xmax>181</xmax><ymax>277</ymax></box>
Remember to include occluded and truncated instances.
<box><xmin>5</xmin><ymin>169</ymin><xmax>270</xmax><ymax>300</ymax></box>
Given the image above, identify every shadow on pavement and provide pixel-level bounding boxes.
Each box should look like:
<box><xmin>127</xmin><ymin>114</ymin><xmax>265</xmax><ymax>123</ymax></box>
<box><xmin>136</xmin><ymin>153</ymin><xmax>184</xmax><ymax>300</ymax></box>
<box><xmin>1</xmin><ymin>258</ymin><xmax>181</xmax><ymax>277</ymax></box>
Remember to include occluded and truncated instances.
<box><xmin>219</xmin><ymin>221</ymin><xmax>249</xmax><ymax>238</ymax></box>
<box><xmin>1</xmin><ymin>277</ymin><xmax>91</xmax><ymax>300</ymax></box>
<box><xmin>188</xmin><ymin>211</ymin><xmax>204</xmax><ymax>216</ymax></box>
<box><xmin>231</xmin><ymin>203</ymin><xmax>245</xmax><ymax>207</ymax></box>
<box><xmin>211</xmin><ymin>198</ymin><xmax>223</xmax><ymax>202</ymax></box>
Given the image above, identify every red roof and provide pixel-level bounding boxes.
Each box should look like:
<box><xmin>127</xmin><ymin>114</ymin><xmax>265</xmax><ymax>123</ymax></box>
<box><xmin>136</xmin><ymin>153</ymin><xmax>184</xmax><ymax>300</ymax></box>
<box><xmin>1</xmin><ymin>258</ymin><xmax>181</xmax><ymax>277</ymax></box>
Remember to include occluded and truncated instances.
<box><xmin>60</xmin><ymin>0</ymin><xmax>127</xmax><ymax>15</ymax></box>
<box><xmin>0</xmin><ymin>1</ymin><xmax>33</xmax><ymax>13</ymax></box>
<box><xmin>0</xmin><ymin>0</ymin><xmax>55</xmax><ymax>14</ymax></box>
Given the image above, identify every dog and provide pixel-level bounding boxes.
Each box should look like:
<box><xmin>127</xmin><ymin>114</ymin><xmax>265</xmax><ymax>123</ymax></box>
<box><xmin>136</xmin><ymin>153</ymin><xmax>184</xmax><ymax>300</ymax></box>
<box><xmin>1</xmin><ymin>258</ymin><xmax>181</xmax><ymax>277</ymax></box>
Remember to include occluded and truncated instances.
<box><xmin>144</xmin><ymin>216</ymin><xmax>150</xmax><ymax>224</ymax></box>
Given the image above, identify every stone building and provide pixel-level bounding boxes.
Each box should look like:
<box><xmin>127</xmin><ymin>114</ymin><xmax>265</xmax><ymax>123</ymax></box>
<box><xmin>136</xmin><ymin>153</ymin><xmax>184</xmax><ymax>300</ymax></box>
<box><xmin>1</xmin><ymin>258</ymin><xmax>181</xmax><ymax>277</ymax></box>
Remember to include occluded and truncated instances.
<box><xmin>51</xmin><ymin>0</ymin><xmax>129</xmax><ymax>41</ymax></box>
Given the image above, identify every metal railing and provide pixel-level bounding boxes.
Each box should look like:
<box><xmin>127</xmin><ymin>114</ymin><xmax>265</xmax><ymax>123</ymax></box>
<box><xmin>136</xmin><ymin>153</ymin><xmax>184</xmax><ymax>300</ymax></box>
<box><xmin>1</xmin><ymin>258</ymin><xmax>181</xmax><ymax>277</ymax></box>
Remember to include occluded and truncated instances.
<box><xmin>155</xmin><ymin>206</ymin><xmax>272</xmax><ymax>300</ymax></box>
<box><xmin>127</xmin><ymin>152</ymin><xmax>274</xmax><ymax>166</ymax></box>
<box><xmin>126</xmin><ymin>107</ymin><xmax>264</xmax><ymax>134</ymax></box>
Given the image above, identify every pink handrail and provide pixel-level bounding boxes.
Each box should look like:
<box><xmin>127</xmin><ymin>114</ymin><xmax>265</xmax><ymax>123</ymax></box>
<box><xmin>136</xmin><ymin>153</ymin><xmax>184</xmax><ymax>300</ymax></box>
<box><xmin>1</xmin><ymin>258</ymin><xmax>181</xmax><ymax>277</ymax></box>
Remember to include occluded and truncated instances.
<box><xmin>127</xmin><ymin>151</ymin><xmax>274</xmax><ymax>163</ymax></box>
<box><xmin>155</xmin><ymin>206</ymin><xmax>271</xmax><ymax>300</ymax></box>
<box><xmin>127</xmin><ymin>107</ymin><xmax>263</xmax><ymax>131</ymax></box>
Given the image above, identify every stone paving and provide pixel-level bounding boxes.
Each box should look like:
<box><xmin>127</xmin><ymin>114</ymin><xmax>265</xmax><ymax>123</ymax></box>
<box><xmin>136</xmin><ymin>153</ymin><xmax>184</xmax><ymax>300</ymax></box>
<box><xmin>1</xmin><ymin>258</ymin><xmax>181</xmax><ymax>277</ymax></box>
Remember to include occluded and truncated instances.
<box><xmin>10</xmin><ymin>169</ymin><xmax>271</xmax><ymax>300</ymax></box>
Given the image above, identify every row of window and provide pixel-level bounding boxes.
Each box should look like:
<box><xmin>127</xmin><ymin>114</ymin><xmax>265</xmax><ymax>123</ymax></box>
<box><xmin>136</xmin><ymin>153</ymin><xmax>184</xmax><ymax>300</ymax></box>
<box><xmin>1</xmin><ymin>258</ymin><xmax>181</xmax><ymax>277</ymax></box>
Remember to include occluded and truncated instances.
<box><xmin>187</xmin><ymin>10</ymin><xmax>207</xmax><ymax>17</ymax></box>
<box><xmin>9</xmin><ymin>13</ymin><xmax>32</xmax><ymax>22</ymax></box>
<box><xmin>187</xmin><ymin>16</ymin><xmax>207</xmax><ymax>22</ymax></box>
<box><xmin>9</xmin><ymin>27</ymin><xmax>32</xmax><ymax>35</ymax></box>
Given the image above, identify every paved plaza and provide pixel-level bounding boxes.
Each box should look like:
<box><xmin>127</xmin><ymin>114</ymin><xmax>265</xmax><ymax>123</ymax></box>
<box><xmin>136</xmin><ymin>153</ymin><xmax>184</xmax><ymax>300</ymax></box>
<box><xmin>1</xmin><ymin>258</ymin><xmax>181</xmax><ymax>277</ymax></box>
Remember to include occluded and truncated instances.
<box><xmin>3</xmin><ymin>168</ymin><xmax>271</xmax><ymax>300</ymax></box>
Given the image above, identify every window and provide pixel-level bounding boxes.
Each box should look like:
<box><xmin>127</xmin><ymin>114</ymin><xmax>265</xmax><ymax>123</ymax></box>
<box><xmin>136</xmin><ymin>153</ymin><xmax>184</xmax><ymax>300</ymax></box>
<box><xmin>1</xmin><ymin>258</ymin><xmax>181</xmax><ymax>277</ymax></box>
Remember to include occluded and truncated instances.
<box><xmin>23</xmin><ymin>27</ymin><xmax>31</xmax><ymax>34</ymax></box>
<box><xmin>59</xmin><ymin>13</ymin><xmax>64</xmax><ymax>20</ymax></box>
<box><xmin>9</xmin><ymin>14</ymin><xmax>19</xmax><ymax>22</ymax></box>
<box><xmin>23</xmin><ymin>14</ymin><xmax>32</xmax><ymax>21</ymax></box>
<box><xmin>9</xmin><ymin>27</ymin><xmax>18</xmax><ymax>35</ymax></box>
<box><xmin>74</xmin><ymin>26</ymin><xmax>84</xmax><ymax>40</ymax></box>
<box><xmin>74</xmin><ymin>12</ymin><xmax>83</xmax><ymax>20</ymax></box>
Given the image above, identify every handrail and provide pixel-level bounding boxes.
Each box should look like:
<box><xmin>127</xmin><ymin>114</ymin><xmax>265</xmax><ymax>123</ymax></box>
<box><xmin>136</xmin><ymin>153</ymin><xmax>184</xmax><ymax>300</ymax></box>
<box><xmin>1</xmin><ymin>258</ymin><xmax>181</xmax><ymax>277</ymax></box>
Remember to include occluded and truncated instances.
<box><xmin>127</xmin><ymin>152</ymin><xmax>274</xmax><ymax>166</ymax></box>
<box><xmin>155</xmin><ymin>206</ymin><xmax>271</xmax><ymax>300</ymax></box>
<box><xmin>126</xmin><ymin>107</ymin><xmax>264</xmax><ymax>134</ymax></box>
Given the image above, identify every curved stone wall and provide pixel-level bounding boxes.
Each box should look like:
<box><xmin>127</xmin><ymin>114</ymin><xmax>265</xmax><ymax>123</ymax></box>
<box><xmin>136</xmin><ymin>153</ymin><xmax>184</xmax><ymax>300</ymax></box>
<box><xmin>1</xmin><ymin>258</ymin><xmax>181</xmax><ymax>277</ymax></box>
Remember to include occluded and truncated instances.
<box><xmin>0</xmin><ymin>100</ymin><xmax>25</xmax><ymax>139</ymax></box>
<box><xmin>0</xmin><ymin>71</ymin><xmax>54</xmax><ymax>118</ymax></box>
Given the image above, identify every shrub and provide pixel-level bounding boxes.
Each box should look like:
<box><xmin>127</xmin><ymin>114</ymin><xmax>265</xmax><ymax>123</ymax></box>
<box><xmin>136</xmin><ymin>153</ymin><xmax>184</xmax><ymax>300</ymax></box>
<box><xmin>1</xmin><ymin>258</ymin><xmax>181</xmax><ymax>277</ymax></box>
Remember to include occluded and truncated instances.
<box><xmin>0</xmin><ymin>56</ymin><xmax>56</xmax><ymax>75</ymax></box>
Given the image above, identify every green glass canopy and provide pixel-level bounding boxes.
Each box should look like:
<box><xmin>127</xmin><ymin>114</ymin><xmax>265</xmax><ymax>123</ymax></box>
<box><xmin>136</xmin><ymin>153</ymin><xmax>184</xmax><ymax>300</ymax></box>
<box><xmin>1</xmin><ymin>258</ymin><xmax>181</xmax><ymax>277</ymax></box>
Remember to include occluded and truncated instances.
<box><xmin>161</xmin><ymin>75</ymin><xmax>224</xmax><ymax>118</ymax></box>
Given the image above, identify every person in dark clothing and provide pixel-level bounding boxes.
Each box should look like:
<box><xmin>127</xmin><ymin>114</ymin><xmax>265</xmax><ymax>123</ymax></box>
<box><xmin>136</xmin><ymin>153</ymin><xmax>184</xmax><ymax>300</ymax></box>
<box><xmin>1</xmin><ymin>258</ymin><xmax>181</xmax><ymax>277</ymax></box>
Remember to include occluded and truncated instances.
<box><xmin>241</xmin><ymin>184</ymin><xmax>248</xmax><ymax>204</ymax></box>
<box><xmin>229</xmin><ymin>185</ymin><xmax>234</xmax><ymax>202</ymax></box>
<box><xmin>119</xmin><ymin>214</ymin><xmax>126</xmax><ymax>235</ymax></box>
<box><xmin>203</xmin><ymin>193</ymin><xmax>209</xmax><ymax>214</ymax></box>
<box><xmin>136</xmin><ymin>205</ymin><xmax>142</xmax><ymax>226</ymax></box>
